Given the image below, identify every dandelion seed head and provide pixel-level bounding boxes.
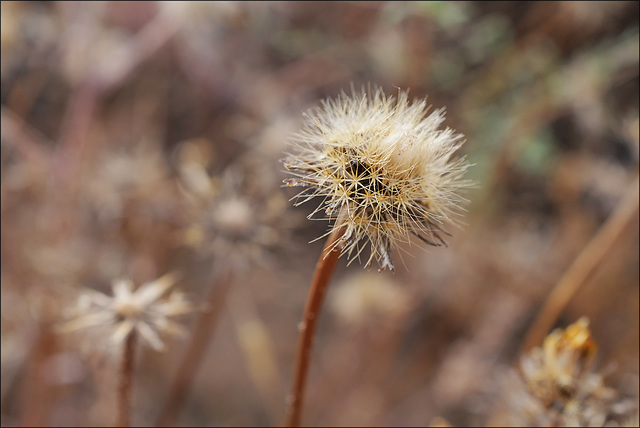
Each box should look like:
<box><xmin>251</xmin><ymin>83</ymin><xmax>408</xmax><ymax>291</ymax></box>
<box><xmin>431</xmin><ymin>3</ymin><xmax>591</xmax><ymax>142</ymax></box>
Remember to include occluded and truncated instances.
<box><xmin>283</xmin><ymin>87</ymin><xmax>470</xmax><ymax>271</ymax></box>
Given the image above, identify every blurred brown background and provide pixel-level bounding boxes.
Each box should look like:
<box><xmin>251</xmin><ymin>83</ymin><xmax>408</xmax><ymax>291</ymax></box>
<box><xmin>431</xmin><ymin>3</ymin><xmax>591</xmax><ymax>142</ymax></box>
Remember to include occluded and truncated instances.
<box><xmin>1</xmin><ymin>1</ymin><xmax>638</xmax><ymax>426</ymax></box>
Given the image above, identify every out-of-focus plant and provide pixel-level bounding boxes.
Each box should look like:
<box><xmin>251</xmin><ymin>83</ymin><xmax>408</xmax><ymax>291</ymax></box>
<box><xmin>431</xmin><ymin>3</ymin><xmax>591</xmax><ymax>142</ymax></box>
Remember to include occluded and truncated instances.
<box><xmin>498</xmin><ymin>318</ymin><xmax>637</xmax><ymax>427</ymax></box>
<box><xmin>60</xmin><ymin>273</ymin><xmax>194</xmax><ymax>427</ymax></box>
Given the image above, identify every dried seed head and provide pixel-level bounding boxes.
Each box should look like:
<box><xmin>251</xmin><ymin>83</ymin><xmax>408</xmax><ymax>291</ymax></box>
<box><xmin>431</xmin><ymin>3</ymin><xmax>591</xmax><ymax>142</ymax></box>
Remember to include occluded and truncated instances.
<box><xmin>60</xmin><ymin>273</ymin><xmax>194</xmax><ymax>351</ymax></box>
<box><xmin>178</xmin><ymin>142</ymin><xmax>289</xmax><ymax>270</ymax></box>
<box><xmin>283</xmin><ymin>87</ymin><xmax>470</xmax><ymax>271</ymax></box>
<box><xmin>521</xmin><ymin>317</ymin><xmax>599</xmax><ymax>407</ymax></box>
<box><xmin>497</xmin><ymin>318</ymin><xmax>637</xmax><ymax>427</ymax></box>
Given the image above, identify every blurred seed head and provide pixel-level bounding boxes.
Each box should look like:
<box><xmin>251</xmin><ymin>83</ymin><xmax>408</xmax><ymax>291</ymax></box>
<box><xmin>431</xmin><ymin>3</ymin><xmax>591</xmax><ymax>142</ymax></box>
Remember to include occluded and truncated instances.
<box><xmin>178</xmin><ymin>142</ymin><xmax>289</xmax><ymax>270</ymax></box>
<box><xmin>521</xmin><ymin>317</ymin><xmax>598</xmax><ymax>405</ymax></box>
<box><xmin>283</xmin><ymin>87</ymin><xmax>470</xmax><ymax>271</ymax></box>
<box><xmin>330</xmin><ymin>271</ymin><xmax>411</xmax><ymax>327</ymax></box>
<box><xmin>60</xmin><ymin>273</ymin><xmax>194</xmax><ymax>352</ymax></box>
<box><xmin>428</xmin><ymin>416</ymin><xmax>452</xmax><ymax>427</ymax></box>
<box><xmin>84</xmin><ymin>142</ymin><xmax>173</xmax><ymax>224</ymax></box>
<box><xmin>499</xmin><ymin>318</ymin><xmax>637</xmax><ymax>427</ymax></box>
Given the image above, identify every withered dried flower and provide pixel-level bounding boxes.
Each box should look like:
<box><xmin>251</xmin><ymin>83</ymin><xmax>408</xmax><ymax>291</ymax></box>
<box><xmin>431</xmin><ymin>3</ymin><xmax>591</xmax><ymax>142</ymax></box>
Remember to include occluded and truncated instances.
<box><xmin>282</xmin><ymin>87</ymin><xmax>469</xmax><ymax>271</ymax></box>
<box><xmin>60</xmin><ymin>273</ymin><xmax>194</xmax><ymax>351</ymax></box>
<box><xmin>178</xmin><ymin>143</ymin><xmax>286</xmax><ymax>269</ymax></box>
<box><xmin>499</xmin><ymin>318</ymin><xmax>636</xmax><ymax>427</ymax></box>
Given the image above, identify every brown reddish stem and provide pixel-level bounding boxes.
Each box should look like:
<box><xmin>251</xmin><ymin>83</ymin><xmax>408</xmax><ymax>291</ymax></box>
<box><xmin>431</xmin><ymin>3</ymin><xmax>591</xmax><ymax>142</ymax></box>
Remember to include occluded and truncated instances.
<box><xmin>520</xmin><ymin>175</ymin><xmax>639</xmax><ymax>354</ymax></box>
<box><xmin>156</xmin><ymin>268</ymin><xmax>233</xmax><ymax>427</ymax></box>
<box><xmin>117</xmin><ymin>332</ymin><xmax>138</xmax><ymax>428</ymax></box>
<box><xmin>17</xmin><ymin>323</ymin><xmax>57</xmax><ymax>427</ymax></box>
<box><xmin>285</xmin><ymin>220</ymin><xmax>347</xmax><ymax>427</ymax></box>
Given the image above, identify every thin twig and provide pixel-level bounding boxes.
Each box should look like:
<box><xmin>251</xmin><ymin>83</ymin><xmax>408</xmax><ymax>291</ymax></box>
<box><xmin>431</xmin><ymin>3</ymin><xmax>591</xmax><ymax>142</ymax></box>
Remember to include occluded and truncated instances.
<box><xmin>0</xmin><ymin>107</ymin><xmax>51</xmax><ymax>170</ymax></box>
<box><xmin>156</xmin><ymin>267</ymin><xmax>233</xmax><ymax>427</ymax></box>
<box><xmin>117</xmin><ymin>332</ymin><xmax>138</xmax><ymax>428</ymax></box>
<box><xmin>17</xmin><ymin>323</ymin><xmax>57</xmax><ymax>427</ymax></box>
<box><xmin>92</xmin><ymin>11</ymin><xmax>179</xmax><ymax>92</ymax></box>
<box><xmin>520</xmin><ymin>175</ymin><xmax>640</xmax><ymax>354</ymax></box>
<box><xmin>227</xmin><ymin>282</ymin><xmax>283</xmax><ymax>424</ymax></box>
<box><xmin>285</xmin><ymin>217</ymin><xmax>348</xmax><ymax>427</ymax></box>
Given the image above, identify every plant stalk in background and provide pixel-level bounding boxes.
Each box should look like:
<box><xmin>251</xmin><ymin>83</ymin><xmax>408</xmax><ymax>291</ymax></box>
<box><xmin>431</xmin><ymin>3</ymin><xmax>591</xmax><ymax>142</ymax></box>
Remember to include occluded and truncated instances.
<box><xmin>520</xmin><ymin>175</ymin><xmax>640</xmax><ymax>354</ymax></box>
<box><xmin>118</xmin><ymin>332</ymin><xmax>137</xmax><ymax>427</ymax></box>
<box><xmin>60</xmin><ymin>274</ymin><xmax>194</xmax><ymax>427</ymax></box>
<box><xmin>157</xmin><ymin>268</ymin><xmax>233</xmax><ymax>427</ymax></box>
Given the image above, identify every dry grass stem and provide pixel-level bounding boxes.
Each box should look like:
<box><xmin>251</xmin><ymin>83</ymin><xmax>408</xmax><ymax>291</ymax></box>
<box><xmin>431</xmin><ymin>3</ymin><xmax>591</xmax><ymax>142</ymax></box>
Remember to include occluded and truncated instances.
<box><xmin>521</xmin><ymin>175</ymin><xmax>640</xmax><ymax>354</ymax></box>
<box><xmin>18</xmin><ymin>324</ymin><xmax>57</xmax><ymax>427</ymax></box>
<box><xmin>0</xmin><ymin>107</ymin><xmax>51</xmax><ymax>169</ymax></box>
<box><xmin>117</xmin><ymin>331</ymin><xmax>137</xmax><ymax>428</ymax></box>
<box><xmin>156</xmin><ymin>268</ymin><xmax>233</xmax><ymax>427</ymax></box>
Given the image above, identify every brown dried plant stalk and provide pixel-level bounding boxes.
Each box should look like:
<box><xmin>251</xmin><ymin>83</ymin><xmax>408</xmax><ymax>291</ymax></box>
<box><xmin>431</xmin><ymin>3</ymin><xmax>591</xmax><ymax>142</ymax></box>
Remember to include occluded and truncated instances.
<box><xmin>285</xmin><ymin>219</ymin><xmax>347</xmax><ymax>427</ymax></box>
<box><xmin>521</xmin><ymin>175</ymin><xmax>639</xmax><ymax>354</ymax></box>
<box><xmin>118</xmin><ymin>332</ymin><xmax>137</xmax><ymax>428</ymax></box>
<box><xmin>157</xmin><ymin>268</ymin><xmax>233</xmax><ymax>427</ymax></box>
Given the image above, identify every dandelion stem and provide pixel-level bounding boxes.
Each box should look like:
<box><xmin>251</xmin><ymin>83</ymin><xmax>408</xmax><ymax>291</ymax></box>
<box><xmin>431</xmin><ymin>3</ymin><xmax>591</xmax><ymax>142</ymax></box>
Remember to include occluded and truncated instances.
<box><xmin>117</xmin><ymin>332</ymin><xmax>137</xmax><ymax>428</ymax></box>
<box><xmin>520</xmin><ymin>175</ymin><xmax>639</xmax><ymax>354</ymax></box>
<box><xmin>156</xmin><ymin>268</ymin><xmax>233</xmax><ymax>427</ymax></box>
<box><xmin>286</xmin><ymin>217</ymin><xmax>347</xmax><ymax>427</ymax></box>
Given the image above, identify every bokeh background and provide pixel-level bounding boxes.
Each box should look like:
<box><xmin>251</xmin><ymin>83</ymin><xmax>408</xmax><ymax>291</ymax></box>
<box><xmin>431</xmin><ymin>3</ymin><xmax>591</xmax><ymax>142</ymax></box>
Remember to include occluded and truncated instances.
<box><xmin>1</xmin><ymin>1</ymin><xmax>638</xmax><ymax>426</ymax></box>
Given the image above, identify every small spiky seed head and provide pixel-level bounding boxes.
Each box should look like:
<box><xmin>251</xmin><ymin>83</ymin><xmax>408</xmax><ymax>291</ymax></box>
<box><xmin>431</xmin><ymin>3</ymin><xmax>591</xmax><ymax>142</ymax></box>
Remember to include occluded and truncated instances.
<box><xmin>283</xmin><ymin>87</ymin><xmax>469</xmax><ymax>271</ymax></box>
<box><xmin>60</xmin><ymin>273</ymin><xmax>194</xmax><ymax>351</ymax></box>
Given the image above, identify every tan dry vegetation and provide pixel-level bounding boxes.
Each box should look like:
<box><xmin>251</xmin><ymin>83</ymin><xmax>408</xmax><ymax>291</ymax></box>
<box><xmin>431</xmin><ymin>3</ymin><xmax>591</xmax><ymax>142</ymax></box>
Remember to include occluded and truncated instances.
<box><xmin>1</xmin><ymin>1</ymin><xmax>638</xmax><ymax>426</ymax></box>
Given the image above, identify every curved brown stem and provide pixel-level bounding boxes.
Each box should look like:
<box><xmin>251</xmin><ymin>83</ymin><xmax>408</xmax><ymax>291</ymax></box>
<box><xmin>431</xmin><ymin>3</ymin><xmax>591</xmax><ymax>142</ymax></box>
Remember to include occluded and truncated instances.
<box><xmin>519</xmin><ymin>175</ymin><xmax>639</xmax><ymax>354</ymax></box>
<box><xmin>156</xmin><ymin>267</ymin><xmax>233</xmax><ymax>427</ymax></box>
<box><xmin>118</xmin><ymin>332</ymin><xmax>137</xmax><ymax>428</ymax></box>
<box><xmin>285</xmin><ymin>220</ymin><xmax>347</xmax><ymax>427</ymax></box>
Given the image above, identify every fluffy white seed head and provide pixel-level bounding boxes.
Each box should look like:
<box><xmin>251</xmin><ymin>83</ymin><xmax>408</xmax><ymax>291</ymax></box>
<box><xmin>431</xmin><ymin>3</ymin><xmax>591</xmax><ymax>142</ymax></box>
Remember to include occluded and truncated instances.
<box><xmin>283</xmin><ymin>87</ymin><xmax>470</xmax><ymax>271</ymax></box>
